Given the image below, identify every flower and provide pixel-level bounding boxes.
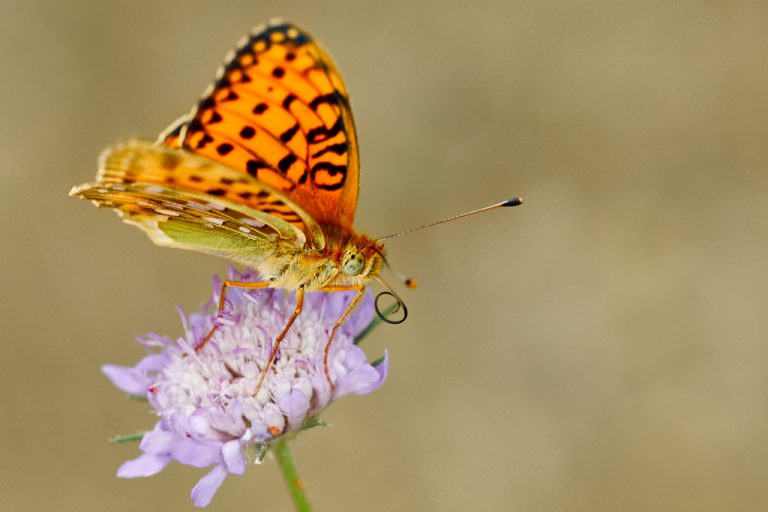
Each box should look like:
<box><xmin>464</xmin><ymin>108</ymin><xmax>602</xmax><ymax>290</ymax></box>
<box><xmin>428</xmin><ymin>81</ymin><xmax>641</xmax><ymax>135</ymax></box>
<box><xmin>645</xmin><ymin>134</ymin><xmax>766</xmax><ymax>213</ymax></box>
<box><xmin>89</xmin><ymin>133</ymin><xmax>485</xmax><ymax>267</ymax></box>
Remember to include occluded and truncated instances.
<box><xmin>102</xmin><ymin>267</ymin><xmax>389</xmax><ymax>507</ymax></box>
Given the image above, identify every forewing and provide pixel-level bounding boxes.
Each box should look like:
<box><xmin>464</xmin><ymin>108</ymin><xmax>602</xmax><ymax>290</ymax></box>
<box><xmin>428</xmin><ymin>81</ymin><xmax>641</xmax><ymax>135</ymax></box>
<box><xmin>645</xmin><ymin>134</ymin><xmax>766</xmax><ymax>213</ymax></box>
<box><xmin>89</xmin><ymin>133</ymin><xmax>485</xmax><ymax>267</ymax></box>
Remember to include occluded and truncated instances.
<box><xmin>162</xmin><ymin>20</ymin><xmax>360</xmax><ymax>229</ymax></box>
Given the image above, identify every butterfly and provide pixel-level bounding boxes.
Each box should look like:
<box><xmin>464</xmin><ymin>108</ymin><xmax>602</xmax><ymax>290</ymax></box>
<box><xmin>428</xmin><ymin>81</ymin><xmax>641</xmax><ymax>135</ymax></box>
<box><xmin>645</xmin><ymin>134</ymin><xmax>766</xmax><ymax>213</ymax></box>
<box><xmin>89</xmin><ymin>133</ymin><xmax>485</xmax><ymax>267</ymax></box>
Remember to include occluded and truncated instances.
<box><xmin>71</xmin><ymin>20</ymin><xmax>522</xmax><ymax>394</ymax></box>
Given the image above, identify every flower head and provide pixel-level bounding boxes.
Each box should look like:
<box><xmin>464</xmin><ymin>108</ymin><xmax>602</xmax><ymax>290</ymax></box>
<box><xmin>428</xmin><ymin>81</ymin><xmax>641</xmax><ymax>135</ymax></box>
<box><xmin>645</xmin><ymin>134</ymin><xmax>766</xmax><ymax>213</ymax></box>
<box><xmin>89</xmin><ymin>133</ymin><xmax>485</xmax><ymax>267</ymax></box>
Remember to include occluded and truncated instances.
<box><xmin>103</xmin><ymin>267</ymin><xmax>388</xmax><ymax>507</ymax></box>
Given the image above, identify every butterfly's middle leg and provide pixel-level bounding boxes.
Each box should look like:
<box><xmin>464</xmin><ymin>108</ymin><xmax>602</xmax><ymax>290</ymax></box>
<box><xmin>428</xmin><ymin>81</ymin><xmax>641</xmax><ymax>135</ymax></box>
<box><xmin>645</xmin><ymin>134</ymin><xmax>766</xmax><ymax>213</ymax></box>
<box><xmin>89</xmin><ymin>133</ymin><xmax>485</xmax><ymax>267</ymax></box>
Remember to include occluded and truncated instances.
<box><xmin>195</xmin><ymin>280</ymin><xmax>272</xmax><ymax>351</ymax></box>
<box><xmin>252</xmin><ymin>287</ymin><xmax>305</xmax><ymax>397</ymax></box>
<box><xmin>316</xmin><ymin>285</ymin><xmax>366</xmax><ymax>391</ymax></box>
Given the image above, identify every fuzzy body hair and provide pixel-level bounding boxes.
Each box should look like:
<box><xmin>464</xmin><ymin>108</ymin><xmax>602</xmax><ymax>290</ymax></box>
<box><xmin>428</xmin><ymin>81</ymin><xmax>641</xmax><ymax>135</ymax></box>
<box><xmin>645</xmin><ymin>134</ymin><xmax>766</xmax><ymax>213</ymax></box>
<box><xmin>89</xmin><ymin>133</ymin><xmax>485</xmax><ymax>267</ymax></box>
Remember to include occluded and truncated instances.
<box><xmin>254</xmin><ymin>230</ymin><xmax>384</xmax><ymax>290</ymax></box>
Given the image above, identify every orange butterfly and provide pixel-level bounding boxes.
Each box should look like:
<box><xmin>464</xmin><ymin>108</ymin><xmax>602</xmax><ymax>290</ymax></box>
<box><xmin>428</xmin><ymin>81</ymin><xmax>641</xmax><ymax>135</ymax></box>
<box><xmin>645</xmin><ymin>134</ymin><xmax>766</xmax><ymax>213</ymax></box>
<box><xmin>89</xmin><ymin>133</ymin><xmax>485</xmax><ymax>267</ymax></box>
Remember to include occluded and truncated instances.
<box><xmin>71</xmin><ymin>20</ymin><xmax>522</xmax><ymax>394</ymax></box>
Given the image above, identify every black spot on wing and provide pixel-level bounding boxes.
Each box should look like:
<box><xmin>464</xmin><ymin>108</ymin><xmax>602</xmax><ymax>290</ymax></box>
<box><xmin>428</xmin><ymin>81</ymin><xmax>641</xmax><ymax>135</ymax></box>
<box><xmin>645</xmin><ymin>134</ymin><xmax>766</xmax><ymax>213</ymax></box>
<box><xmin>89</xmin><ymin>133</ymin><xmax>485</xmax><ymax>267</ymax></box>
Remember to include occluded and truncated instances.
<box><xmin>312</xmin><ymin>142</ymin><xmax>348</xmax><ymax>158</ymax></box>
<box><xmin>214</xmin><ymin>75</ymin><xmax>232</xmax><ymax>90</ymax></box>
<box><xmin>309</xmin><ymin>93</ymin><xmax>344</xmax><ymax>111</ymax></box>
<box><xmin>310</xmin><ymin>162</ymin><xmax>347</xmax><ymax>191</ymax></box>
<box><xmin>194</xmin><ymin>133</ymin><xmax>214</xmax><ymax>149</ymax></box>
<box><xmin>246</xmin><ymin>159</ymin><xmax>271</xmax><ymax>177</ymax></box>
<box><xmin>188</xmin><ymin>118</ymin><xmax>204</xmax><ymax>133</ymax></box>
<box><xmin>280</xmin><ymin>124</ymin><xmax>300</xmax><ymax>143</ymax></box>
<box><xmin>282</xmin><ymin>94</ymin><xmax>297</xmax><ymax>109</ymax></box>
<box><xmin>217</xmin><ymin>143</ymin><xmax>234</xmax><ymax>156</ymax></box>
<box><xmin>278</xmin><ymin>154</ymin><xmax>297</xmax><ymax>174</ymax></box>
<box><xmin>307</xmin><ymin>117</ymin><xmax>345</xmax><ymax>144</ymax></box>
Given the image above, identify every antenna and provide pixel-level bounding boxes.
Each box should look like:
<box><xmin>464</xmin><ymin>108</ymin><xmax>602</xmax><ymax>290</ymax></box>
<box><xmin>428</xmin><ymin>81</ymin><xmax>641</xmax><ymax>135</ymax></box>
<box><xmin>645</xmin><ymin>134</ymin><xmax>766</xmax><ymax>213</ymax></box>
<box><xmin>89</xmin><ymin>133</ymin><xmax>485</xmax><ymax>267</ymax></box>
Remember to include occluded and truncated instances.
<box><xmin>375</xmin><ymin>197</ymin><xmax>524</xmax><ymax>243</ymax></box>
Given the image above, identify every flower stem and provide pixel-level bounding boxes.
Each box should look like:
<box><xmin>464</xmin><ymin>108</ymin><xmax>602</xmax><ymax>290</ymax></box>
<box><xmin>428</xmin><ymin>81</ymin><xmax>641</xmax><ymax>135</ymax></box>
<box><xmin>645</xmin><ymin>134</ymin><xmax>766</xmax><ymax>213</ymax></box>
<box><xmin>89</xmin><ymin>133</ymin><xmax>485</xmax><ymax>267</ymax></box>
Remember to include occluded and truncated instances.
<box><xmin>108</xmin><ymin>431</ymin><xmax>145</xmax><ymax>444</ymax></box>
<box><xmin>274</xmin><ymin>439</ymin><xmax>312</xmax><ymax>512</ymax></box>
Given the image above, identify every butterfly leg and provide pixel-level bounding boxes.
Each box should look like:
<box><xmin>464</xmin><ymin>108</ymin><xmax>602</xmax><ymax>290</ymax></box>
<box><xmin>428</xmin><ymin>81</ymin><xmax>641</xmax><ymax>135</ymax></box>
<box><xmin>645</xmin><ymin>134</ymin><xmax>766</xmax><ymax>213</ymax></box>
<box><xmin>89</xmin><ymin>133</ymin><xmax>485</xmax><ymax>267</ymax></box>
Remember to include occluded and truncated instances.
<box><xmin>316</xmin><ymin>286</ymin><xmax>367</xmax><ymax>391</ymax></box>
<box><xmin>252</xmin><ymin>287</ymin><xmax>305</xmax><ymax>397</ymax></box>
<box><xmin>195</xmin><ymin>280</ymin><xmax>272</xmax><ymax>351</ymax></box>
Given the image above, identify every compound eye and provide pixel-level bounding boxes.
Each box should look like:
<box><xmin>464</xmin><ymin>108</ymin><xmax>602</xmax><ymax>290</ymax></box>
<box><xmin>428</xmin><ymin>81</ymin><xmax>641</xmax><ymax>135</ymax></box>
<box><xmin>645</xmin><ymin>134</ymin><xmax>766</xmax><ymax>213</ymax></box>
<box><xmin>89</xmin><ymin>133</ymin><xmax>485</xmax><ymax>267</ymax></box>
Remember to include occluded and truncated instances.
<box><xmin>342</xmin><ymin>252</ymin><xmax>365</xmax><ymax>276</ymax></box>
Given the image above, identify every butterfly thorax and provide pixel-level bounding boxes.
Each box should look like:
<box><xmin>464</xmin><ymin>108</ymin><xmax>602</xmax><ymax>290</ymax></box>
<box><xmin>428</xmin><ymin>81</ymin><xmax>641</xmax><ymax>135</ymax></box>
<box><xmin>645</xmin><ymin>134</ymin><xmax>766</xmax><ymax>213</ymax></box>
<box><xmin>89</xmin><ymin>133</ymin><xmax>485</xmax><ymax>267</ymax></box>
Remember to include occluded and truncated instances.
<box><xmin>260</xmin><ymin>228</ymin><xmax>384</xmax><ymax>291</ymax></box>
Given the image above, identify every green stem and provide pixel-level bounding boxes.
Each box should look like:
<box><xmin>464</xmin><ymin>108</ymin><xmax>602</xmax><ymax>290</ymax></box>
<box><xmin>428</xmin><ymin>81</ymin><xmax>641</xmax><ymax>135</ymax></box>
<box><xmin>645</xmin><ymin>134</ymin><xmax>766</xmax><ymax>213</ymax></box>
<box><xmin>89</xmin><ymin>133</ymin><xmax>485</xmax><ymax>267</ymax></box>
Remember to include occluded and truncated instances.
<box><xmin>108</xmin><ymin>431</ymin><xmax>145</xmax><ymax>444</ymax></box>
<box><xmin>274</xmin><ymin>439</ymin><xmax>312</xmax><ymax>512</ymax></box>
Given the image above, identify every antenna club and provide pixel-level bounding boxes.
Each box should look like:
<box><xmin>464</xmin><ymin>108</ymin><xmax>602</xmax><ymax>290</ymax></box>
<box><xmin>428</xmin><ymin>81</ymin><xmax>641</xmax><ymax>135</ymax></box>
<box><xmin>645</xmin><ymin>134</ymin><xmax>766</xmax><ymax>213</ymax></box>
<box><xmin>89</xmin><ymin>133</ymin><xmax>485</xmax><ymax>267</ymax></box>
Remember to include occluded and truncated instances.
<box><xmin>405</xmin><ymin>278</ymin><xmax>418</xmax><ymax>289</ymax></box>
<box><xmin>501</xmin><ymin>197</ymin><xmax>524</xmax><ymax>207</ymax></box>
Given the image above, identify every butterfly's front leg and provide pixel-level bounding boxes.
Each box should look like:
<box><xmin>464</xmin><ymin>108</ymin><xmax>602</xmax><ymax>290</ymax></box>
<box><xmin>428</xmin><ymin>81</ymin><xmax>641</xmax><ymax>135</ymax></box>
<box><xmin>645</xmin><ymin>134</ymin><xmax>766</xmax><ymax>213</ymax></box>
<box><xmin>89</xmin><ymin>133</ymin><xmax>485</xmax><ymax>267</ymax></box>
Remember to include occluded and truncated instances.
<box><xmin>195</xmin><ymin>280</ymin><xmax>273</xmax><ymax>351</ymax></box>
<box><xmin>316</xmin><ymin>286</ymin><xmax>367</xmax><ymax>391</ymax></box>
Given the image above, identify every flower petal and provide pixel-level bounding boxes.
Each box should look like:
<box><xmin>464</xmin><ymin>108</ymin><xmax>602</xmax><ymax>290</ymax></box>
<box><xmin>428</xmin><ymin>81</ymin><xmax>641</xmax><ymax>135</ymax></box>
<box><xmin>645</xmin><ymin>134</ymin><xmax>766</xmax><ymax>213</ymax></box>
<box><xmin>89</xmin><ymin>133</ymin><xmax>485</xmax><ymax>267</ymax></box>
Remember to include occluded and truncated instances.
<box><xmin>221</xmin><ymin>440</ymin><xmax>246</xmax><ymax>475</ymax></box>
<box><xmin>101</xmin><ymin>364</ymin><xmax>149</xmax><ymax>396</ymax></box>
<box><xmin>117</xmin><ymin>453</ymin><xmax>171</xmax><ymax>478</ymax></box>
<box><xmin>343</xmin><ymin>344</ymin><xmax>368</xmax><ymax>367</ymax></box>
<box><xmin>334</xmin><ymin>351</ymin><xmax>389</xmax><ymax>397</ymax></box>
<box><xmin>139</xmin><ymin>426</ymin><xmax>178</xmax><ymax>455</ymax></box>
<box><xmin>191</xmin><ymin>464</ymin><xmax>228</xmax><ymax>507</ymax></box>
<box><xmin>278</xmin><ymin>389</ymin><xmax>311</xmax><ymax>427</ymax></box>
<box><xmin>208</xmin><ymin>403</ymin><xmax>246</xmax><ymax>438</ymax></box>
<box><xmin>262</xmin><ymin>402</ymin><xmax>285</xmax><ymax>430</ymax></box>
<box><xmin>135</xmin><ymin>353</ymin><xmax>171</xmax><ymax>373</ymax></box>
<box><xmin>374</xmin><ymin>351</ymin><xmax>390</xmax><ymax>381</ymax></box>
<box><xmin>171</xmin><ymin>438</ymin><xmax>222</xmax><ymax>468</ymax></box>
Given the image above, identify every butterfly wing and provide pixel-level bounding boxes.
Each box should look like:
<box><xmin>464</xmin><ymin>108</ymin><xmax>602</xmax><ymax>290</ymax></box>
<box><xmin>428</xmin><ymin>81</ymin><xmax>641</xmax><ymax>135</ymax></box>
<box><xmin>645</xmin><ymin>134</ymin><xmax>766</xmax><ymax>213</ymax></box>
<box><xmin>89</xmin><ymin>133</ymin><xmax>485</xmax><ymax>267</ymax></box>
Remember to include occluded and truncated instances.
<box><xmin>93</xmin><ymin>139</ymin><xmax>325</xmax><ymax>248</ymax></box>
<box><xmin>70</xmin><ymin>141</ymin><xmax>324</xmax><ymax>265</ymax></box>
<box><xmin>71</xmin><ymin>180</ymin><xmax>294</xmax><ymax>265</ymax></box>
<box><xmin>162</xmin><ymin>20</ymin><xmax>359</xmax><ymax>230</ymax></box>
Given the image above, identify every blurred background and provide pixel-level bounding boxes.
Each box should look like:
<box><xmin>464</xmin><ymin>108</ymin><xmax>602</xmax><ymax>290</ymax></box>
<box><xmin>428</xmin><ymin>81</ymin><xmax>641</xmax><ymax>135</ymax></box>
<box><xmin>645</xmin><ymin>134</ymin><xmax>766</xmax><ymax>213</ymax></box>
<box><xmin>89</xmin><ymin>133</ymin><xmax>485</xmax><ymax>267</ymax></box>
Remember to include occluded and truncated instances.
<box><xmin>2</xmin><ymin>1</ymin><xmax>767</xmax><ymax>510</ymax></box>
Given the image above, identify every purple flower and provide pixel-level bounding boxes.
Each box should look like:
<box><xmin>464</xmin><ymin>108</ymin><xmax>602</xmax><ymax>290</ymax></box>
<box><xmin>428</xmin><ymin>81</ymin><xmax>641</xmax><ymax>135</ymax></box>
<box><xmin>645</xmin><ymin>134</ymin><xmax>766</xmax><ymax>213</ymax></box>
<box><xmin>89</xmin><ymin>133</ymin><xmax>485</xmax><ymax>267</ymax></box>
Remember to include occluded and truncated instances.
<box><xmin>103</xmin><ymin>268</ymin><xmax>389</xmax><ymax>507</ymax></box>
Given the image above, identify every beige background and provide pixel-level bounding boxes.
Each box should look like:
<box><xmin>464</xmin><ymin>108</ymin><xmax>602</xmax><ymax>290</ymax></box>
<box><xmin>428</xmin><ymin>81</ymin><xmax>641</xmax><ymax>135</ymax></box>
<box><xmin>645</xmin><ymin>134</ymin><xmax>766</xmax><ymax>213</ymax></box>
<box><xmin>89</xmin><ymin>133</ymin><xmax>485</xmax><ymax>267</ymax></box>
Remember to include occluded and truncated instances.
<box><xmin>2</xmin><ymin>1</ymin><xmax>767</xmax><ymax>510</ymax></box>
